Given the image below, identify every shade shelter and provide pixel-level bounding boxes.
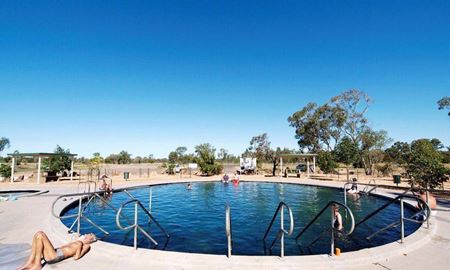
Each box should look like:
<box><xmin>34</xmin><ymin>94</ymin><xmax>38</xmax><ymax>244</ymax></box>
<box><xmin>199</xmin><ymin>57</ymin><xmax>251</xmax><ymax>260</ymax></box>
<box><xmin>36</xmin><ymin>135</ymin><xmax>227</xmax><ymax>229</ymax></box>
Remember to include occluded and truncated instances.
<box><xmin>7</xmin><ymin>152</ymin><xmax>77</xmax><ymax>184</ymax></box>
<box><xmin>277</xmin><ymin>153</ymin><xmax>318</xmax><ymax>178</ymax></box>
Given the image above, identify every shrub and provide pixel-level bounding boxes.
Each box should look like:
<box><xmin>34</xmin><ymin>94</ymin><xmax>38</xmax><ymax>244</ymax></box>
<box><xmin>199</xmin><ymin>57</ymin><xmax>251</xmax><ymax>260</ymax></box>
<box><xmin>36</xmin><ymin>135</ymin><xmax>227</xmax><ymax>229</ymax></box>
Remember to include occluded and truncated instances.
<box><xmin>0</xmin><ymin>164</ymin><xmax>12</xmax><ymax>178</ymax></box>
<box><xmin>317</xmin><ymin>151</ymin><xmax>337</xmax><ymax>174</ymax></box>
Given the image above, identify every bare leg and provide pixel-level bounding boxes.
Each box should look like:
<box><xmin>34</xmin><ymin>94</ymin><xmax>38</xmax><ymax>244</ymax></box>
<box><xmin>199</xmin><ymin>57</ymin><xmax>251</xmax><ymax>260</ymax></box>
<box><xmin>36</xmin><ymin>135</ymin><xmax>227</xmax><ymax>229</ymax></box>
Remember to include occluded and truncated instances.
<box><xmin>17</xmin><ymin>232</ymin><xmax>56</xmax><ymax>270</ymax></box>
<box><xmin>17</xmin><ymin>232</ymin><xmax>39</xmax><ymax>270</ymax></box>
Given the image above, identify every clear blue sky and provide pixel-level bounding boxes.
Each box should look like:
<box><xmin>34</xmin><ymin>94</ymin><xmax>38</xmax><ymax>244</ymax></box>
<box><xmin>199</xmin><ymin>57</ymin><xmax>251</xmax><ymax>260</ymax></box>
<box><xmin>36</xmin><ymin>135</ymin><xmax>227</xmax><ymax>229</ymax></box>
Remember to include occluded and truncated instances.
<box><xmin>1</xmin><ymin>1</ymin><xmax>449</xmax><ymax>158</ymax></box>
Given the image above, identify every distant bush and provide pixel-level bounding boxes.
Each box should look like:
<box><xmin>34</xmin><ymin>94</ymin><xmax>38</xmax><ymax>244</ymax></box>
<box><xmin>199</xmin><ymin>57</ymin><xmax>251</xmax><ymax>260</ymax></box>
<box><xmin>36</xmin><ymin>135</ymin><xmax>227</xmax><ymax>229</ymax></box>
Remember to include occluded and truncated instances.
<box><xmin>375</xmin><ymin>163</ymin><xmax>393</xmax><ymax>177</ymax></box>
<box><xmin>0</xmin><ymin>164</ymin><xmax>11</xmax><ymax>178</ymax></box>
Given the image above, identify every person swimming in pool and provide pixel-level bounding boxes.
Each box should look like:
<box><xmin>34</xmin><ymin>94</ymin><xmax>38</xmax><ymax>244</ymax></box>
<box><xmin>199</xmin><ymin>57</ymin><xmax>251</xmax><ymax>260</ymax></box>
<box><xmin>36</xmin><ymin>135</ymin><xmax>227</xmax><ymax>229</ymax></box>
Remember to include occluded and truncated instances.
<box><xmin>347</xmin><ymin>178</ymin><xmax>358</xmax><ymax>195</ymax></box>
<box><xmin>333</xmin><ymin>204</ymin><xmax>343</xmax><ymax>231</ymax></box>
<box><xmin>18</xmin><ymin>231</ymin><xmax>96</xmax><ymax>270</ymax></box>
<box><xmin>222</xmin><ymin>174</ymin><xmax>229</xmax><ymax>183</ymax></box>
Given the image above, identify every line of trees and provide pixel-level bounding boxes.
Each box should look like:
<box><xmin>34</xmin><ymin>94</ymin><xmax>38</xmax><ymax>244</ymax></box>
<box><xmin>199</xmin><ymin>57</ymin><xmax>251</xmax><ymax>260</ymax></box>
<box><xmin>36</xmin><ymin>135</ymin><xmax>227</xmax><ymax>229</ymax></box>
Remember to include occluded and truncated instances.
<box><xmin>287</xmin><ymin>90</ymin><xmax>449</xmax><ymax>188</ymax></box>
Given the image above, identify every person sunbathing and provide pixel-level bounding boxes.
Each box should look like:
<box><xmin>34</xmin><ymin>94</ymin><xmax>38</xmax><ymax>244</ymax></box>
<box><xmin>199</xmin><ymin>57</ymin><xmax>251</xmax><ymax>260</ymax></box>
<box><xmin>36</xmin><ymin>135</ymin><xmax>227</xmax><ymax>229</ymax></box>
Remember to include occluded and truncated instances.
<box><xmin>17</xmin><ymin>231</ymin><xmax>96</xmax><ymax>270</ymax></box>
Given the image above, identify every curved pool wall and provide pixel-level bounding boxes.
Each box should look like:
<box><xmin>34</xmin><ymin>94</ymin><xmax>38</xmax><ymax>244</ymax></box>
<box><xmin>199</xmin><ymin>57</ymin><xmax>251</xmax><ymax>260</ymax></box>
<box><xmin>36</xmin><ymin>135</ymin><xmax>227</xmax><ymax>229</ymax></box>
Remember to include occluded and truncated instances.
<box><xmin>61</xmin><ymin>181</ymin><xmax>421</xmax><ymax>256</ymax></box>
<box><xmin>0</xmin><ymin>189</ymin><xmax>48</xmax><ymax>199</ymax></box>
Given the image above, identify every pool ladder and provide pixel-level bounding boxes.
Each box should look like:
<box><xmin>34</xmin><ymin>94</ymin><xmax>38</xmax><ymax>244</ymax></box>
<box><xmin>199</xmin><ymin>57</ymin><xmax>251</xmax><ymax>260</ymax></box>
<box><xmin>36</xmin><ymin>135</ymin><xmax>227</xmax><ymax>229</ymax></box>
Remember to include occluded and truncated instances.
<box><xmin>52</xmin><ymin>191</ymin><xmax>115</xmax><ymax>236</ymax></box>
<box><xmin>116</xmin><ymin>199</ymin><xmax>170</xmax><ymax>249</ymax></box>
<box><xmin>263</xmin><ymin>202</ymin><xmax>295</xmax><ymax>257</ymax></box>
<box><xmin>353</xmin><ymin>191</ymin><xmax>431</xmax><ymax>243</ymax></box>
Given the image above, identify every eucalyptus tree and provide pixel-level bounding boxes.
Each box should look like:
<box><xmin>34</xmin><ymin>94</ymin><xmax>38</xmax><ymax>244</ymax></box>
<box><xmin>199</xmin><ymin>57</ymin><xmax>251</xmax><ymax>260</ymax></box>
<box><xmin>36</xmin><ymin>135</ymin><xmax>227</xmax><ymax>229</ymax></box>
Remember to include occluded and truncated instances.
<box><xmin>437</xmin><ymin>96</ymin><xmax>450</xmax><ymax>116</ymax></box>
<box><xmin>360</xmin><ymin>128</ymin><xmax>392</xmax><ymax>175</ymax></box>
<box><xmin>0</xmin><ymin>137</ymin><xmax>10</xmax><ymax>154</ymax></box>
<box><xmin>288</xmin><ymin>103</ymin><xmax>342</xmax><ymax>152</ymax></box>
<box><xmin>335</xmin><ymin>136</ymin><xmax>359</xmax><ymax>181</ymax></box>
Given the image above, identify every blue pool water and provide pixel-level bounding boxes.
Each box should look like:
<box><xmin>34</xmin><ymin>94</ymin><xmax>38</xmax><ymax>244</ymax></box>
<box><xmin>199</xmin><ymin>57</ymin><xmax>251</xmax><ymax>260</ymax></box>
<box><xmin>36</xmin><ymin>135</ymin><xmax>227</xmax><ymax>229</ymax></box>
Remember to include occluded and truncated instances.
<box><xmin>61</xmin><ymin>182</ymin><xmax>421</xmax><ymax>256</ymax></box>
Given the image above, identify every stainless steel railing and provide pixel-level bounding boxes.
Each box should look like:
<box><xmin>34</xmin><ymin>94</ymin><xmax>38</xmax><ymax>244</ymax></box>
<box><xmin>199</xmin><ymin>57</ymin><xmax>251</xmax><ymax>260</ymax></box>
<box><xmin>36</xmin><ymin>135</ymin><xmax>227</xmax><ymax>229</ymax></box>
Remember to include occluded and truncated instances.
<box><xmin>225</xmin><ymin>204</ymin><xmax>233</xmax><ymax>258</ymax></box>
<box><xmin>116</xmin><ymin>199</ymin><xmax>170</xmax><ymax>249</ymax></box>
<box><xmin>295</xmin><ymin>201</ymin><xmax>355</xmax><ymax>256</ymax></box>
<box><xmin>77</xmin><ymin>180</ymin><xmax>97</xmax><ymax>194</ymax></box>
<box><xmin>263</xmin><ymin>202</ymin><xmax>294</xmax><ymax>257</ymax></box>
<box><xmin>355</xmin><ymin>193</ymin><xmax>431</xmax><ymax>243</ymax></box>
<box><xmin>343</xmin><ymin>181</ymin><xmax>378</xmax><ymax>206</ymax></box>
<box><xmin>52</xmin><ymin>191</ymin><xmax>110</xmax><ymax>236</ymax></box>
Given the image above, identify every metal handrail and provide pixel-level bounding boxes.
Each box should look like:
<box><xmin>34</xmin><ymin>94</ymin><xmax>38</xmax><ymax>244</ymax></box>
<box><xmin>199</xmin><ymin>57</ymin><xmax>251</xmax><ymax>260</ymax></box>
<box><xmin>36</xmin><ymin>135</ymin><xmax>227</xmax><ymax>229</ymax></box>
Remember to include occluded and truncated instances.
<box><xmin>116</xmin><ymin>199</ymin><xmax>170</xmax><ymax>249</ymax></box>
<box><xmin>52</xmin><ymin>191</ymin><xmax>110</xmax><ymax>236</ymax></box>
<box><xmin>263</xmin><ymin>202</ymin><xmax>294</xmax><ymax>257</ymax></box>
<box><xmin>77</xmin><ymin>180</ymin><xmax>97</xmax><ymax>194</ymax></box>
<box><xmin>225</xmin><ymin>204</ymin><xmax>232</xmax><ymax>258</ymax></box>
<box><xmin>355</xmin><ymin>193</ymin><xmax>431</xmax><ymax>243</ymax></box>
<box><xmin>123</xmin><ymin>188</ymin><xmax>153</xmax><ymax>222</ymax></box>
<box><xmin>295</xmin><ymin>201</ymin><xmax>355</xmax><ymax>256</ymax></box>
<box><xmin>344</xmin><ymin>182</ymin><xmax>377</xmax><ymax>206</ymax></box>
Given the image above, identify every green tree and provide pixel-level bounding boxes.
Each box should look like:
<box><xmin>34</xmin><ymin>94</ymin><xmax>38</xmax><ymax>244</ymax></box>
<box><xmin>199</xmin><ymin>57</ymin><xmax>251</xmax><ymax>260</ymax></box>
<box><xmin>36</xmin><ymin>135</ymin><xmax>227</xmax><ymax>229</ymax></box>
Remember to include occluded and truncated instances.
<box><xmin>288</xmin><ymin>103</ymin><xmax>342</xmax><ymax>152</ymax></box>
<box><xmin>0</xmin><ymin>164</ymin><xmax>11</xmax><ymax>178</ymax></box>
<box><xmin>248</xmin><ymin>133</ymin><xmax>294</xmax><ymax>176</ymax></box>
<box><xmin>317</xmin><ymin>151</ymin><xmax>337</xmax><ymax>174</ymax></box>
<box><xmin>330</xmin><ymin>89</ymin><xmax>371</xmax><ymax>145</ymax></box>
<box><xmin>385</xmin><ymin>141</ymin><xmax>411</xmax><ymax>165</ymax></box>
<box><xmin>335</xmin><ymin>137</ymin><xmax>359</xmax><ymax>181</ymax></box>
<box><xmin>105</xmin><ymin>154</ymin><xmax>119</xmax><ymax>164</ymax></box>
<box><xmin>118</xmin><ymin>151</ymin><xmax>132</xmax><ymax>164</ymax></box>
<box><xmin>194</xmin><ymin>143</ymin><xmax>223</xmax><ymax>175</ymax></box>
<box><xmin>360</xmin><ymin>129</ymin><xmax>392</xmax><ymax>175</ymax></box>
<box><xmin>437</xmin><ymin>96</ymin><xmax>450</xmax><ymax>116</ymax></box>
<box><xmin>43</xmin><ymin>145</ymin><xmax>72</xmax><ymax>174</ymax></box>
<box><xmin>405</xmin><ymin>139</ymin><xmax>449</xmax><ymax>188</ymax></box>
<box><xmin>0</xmin><ymin>137</ymin><xmax>10</xmax><ymax>154</ymax></box>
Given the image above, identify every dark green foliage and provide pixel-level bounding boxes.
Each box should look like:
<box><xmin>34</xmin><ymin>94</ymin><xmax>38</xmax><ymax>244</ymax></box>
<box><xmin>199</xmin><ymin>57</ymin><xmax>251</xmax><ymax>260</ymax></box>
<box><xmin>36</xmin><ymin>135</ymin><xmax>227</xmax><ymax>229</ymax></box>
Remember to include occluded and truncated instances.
<box><xmin>335</xmin><ymin>137</ymin><xmax>359</xmax><ymax>166</ymax></box>
<box><xmin>0</xmin><ymin>164</ymin><xmax>11</xmax><ymax>178</ymax></box>
<box><xmin>0</xmin><ymin>137</ymin><xmax>10</xmax><ymax>153</ymax></box>
<box><xmin>194</xmin><ymin>143</ymin><xmax>223</xmax><ymax>175</ymax></box>
<box><xmin>404</xmin><ymin>139</ymin><xmax>449</xmax><ymax>188</ymax></box>
<box><xmin>385</xmin><ymin>141</ymin><xmax>411</xmax><ymax>165</ymax></box>
<box><xmin>335</xmin><ymin>136</ymin><xmax>359</xmax><ymax>180</ymax></box>
<box><xmin>317</xmin><ymin>151</ymin><xmax>337</xmax><ymax>174</ymax></box>
<box><xmin>437</xmin><ymin>96</ymin><xmax>450</xmax><ymax>116</ymax></box>
<box><xmin>288</xmin><ymin>103</ymin><xmax>342</xmax><ymax>152</ymax></box>
<box><xmin>42</xmin><ymin>145</ymin><xmax>72</xmax><ymax>174</ymax></box>
<box><xmin>118</xmin><ymin>151</ymin><xmax>132</xmax><ymax>164</ymax></box>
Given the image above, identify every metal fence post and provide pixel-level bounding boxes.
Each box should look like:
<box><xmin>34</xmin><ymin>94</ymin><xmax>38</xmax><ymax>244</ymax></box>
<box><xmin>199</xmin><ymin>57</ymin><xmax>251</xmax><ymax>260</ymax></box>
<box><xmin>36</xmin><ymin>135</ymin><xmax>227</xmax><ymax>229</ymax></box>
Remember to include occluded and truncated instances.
<box><xmin>134</xmin><ymin>202</ymin><xmax>138</xmax><ymax>249</ymax></box>
<box><xmin>77</xmin><ymin>196</ymin><xmax>82</xmax><ymax>235</ymax></box>
<box><xmin>330</xmin><ymin>207</ymin><xmax>334</xmax><ymax>256</ymax></box>
<box><xmin>280</xmin><ymin>204</ymin><xmax>284</xmax><ymax>257</ymax></box>
<box><xmin>400</xmin><ymin>198</ymin><xmax>404</xmax><ymax>243</ymax></box>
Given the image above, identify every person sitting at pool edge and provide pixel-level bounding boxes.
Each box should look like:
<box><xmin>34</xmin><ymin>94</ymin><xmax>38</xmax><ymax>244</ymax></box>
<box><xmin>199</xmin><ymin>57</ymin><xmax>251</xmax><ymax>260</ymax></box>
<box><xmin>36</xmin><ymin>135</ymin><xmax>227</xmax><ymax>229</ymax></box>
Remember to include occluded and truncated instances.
<box><xmin>347</xmin><ymin>178</ymin><xmax>358</xmax><ymax>194</ymax></box>
<box><xmin>222</xmin><ymin>174</ymin><xmax>229</xmax><ymax>183</ymax></box>
<box><xmin>99</xmin><ymin>175</ymin><xmax>112</xmax><ymax>193</ymax></box>
<box><xmin>333</xmin><ymin>204</ymin><xmax>343</xmax><ymax>231</ymax></box>
<box><xmin>18</xmin><ymin>232</ymin><xmax>96</xmax><ymax>270</ymax></box>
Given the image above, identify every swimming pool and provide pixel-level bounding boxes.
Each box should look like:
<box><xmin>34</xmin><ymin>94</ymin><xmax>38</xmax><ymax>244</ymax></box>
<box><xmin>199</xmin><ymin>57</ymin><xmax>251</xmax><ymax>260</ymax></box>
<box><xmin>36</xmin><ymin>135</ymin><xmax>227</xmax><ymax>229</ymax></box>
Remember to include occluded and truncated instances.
<box><xmin>61</xmin><ymin>181</ymin><xmax>421</xmax><ymax>256</ymax></box>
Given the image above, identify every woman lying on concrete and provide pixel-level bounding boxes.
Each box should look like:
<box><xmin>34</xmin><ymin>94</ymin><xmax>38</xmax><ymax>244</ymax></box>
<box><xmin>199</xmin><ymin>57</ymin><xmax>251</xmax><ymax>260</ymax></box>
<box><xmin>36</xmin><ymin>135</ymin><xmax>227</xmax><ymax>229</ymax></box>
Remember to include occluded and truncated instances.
<box><xmin>17</xmin><ymin>231</ymin><xmax>96</xmax><ymax>270</ymax></box>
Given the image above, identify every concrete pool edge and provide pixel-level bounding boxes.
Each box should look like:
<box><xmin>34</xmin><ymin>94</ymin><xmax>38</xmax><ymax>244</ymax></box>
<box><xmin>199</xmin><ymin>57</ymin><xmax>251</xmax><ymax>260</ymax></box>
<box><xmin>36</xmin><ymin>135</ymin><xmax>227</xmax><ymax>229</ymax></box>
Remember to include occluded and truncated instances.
<box><xmin>49</xmin><ymin>179</ymin><xmax>437</xmax><ymax>268</ymax></box>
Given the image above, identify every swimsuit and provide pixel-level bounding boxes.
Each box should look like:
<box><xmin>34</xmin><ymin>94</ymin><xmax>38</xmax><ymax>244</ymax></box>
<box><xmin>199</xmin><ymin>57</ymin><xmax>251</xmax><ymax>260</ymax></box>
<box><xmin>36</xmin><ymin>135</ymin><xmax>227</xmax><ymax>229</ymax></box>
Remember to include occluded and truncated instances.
<box><xmin>45</xmin><ymin>248</ymin><xmax>65</xmax><ymax>264</ymax></box>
